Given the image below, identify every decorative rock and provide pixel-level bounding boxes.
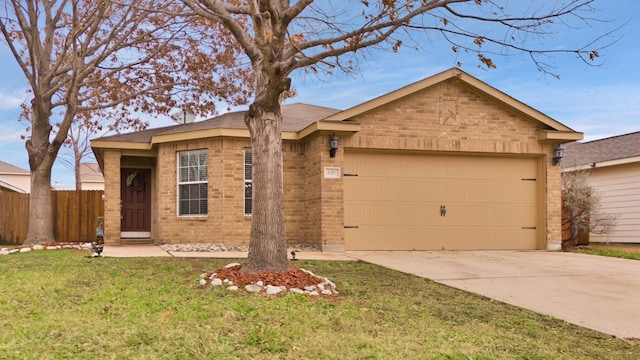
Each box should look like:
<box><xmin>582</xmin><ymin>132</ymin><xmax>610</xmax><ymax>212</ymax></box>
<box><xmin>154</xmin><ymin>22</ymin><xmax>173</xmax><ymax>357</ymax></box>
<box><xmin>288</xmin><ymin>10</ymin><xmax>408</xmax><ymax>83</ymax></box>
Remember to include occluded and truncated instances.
<box><xmin>46</xmin><ymin>246</ymin><xmax>59</xmax><ymax>250</ymax></box>
<box><xmin>211</xmin><ymin>278</ymin><xmax>223</xmax><ymax>286</ymax></box>
<box><xmin>325</xmin><ymin>279</ymin><xmax>337</xmax><ymax>290</ymax></box>
<box><xmin>304</xmin><ymin>285</ymin><xmax>316</xmax><ymax>292</ymax></box>
<box><xmin>321</xmin><ymin>289</ymin><xmax>333</xmax><ymax>296</ymax></box>
<box><xmin>289</xmin><ymin>288</ymin><xmax>305</xmax><ymax>294</ymax></box>
<box><xmin>308</xmin><ymin>291</ymin><xmax>319</xmax><ymax>296</ymax></box>
<box><xmin>9</xmin><ymin>249</ymin><xmax>19</xmax><ymax>254</ymax></box>
<box><xmin>0</xmin><ymin>250</ymin><xmax>9</xmax><ymax>256</ymax></box>
<box><xmin>32</xmin><ymin>245</ymin><xmax>44</xmax><ymax>250</ymax></box>
<box><xmin>199</xmin><ymin>273</ymin><xmax>207</xmax><ymax>279</ymax></box>
<box><xmin>301</xmin><ymin>268</ymin><xmax>316</xmax><ymax>277</ymax></box>
<box><xmin>224</xmin><ymin>262</ymin><xmax>241</xmax><ymax>269</ymax></box>
<box><xmin>199</xmin><ymin>279</ymin><xmax>207</xmax><ymax>286</ymax></box>
<box><xmin>19</xmin><ymin>247</ymin><xmax>32</xmax><ymax>253</ymax></box>
<box><xmin>256</xmin><ymin>281</ymin><xmax>264</xmax><ymax>287</ymax></box>
<box><xmin>227</xmin><ymin>286</ymin><xmax>238</xmax><ymax>291</ymax></box>
<box><xmin>245</xmin><ymin>284</ymin><xmax>262</xmax><ymax>293</ymax></box>
<box><xmin>317</xmin><ymin>283</ymin><xmax>325</xmax><ymax>290</ymax></box>
<box><xmin>265</xmin><ymin>285</ymin><xmax>285</xmax><ymax>295</ymax></box>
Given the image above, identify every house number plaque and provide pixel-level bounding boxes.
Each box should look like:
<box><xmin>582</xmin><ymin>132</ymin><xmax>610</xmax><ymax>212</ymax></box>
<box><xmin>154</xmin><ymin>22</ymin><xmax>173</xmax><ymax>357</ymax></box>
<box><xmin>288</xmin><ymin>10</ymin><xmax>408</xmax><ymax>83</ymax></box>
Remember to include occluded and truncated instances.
<box><xmin>324</xmin><ymin>167</ymin><xmax>341</xmax><ymax>179</ymax></box>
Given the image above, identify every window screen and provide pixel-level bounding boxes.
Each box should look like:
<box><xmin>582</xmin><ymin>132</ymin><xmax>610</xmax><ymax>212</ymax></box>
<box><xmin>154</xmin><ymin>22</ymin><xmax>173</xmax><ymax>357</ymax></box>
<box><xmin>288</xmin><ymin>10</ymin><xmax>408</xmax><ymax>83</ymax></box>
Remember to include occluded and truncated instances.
<box><xmin>177</xmin><ymin>150</ymin><xmax>208</xmax><ymax>216</ymax></box>
<box><xmin>244</xmin><ymin>149</ymin><xmax>252</xmax><ymax>215</ymax></box>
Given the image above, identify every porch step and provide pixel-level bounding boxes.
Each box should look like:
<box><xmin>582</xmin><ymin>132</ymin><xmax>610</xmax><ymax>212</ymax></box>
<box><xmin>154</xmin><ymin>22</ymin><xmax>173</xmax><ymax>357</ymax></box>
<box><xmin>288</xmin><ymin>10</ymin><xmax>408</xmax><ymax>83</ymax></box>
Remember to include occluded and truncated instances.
<box><xmin>120</xmin><ymin>238</ymin><xmax>154</xmax><ymax>245</ymax></box>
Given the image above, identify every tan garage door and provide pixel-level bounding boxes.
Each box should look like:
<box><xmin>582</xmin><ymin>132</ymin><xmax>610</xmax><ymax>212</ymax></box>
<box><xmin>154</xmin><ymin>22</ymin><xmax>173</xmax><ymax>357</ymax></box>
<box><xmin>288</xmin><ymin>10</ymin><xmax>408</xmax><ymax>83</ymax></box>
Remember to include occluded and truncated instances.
<box><xmin>344</xmin><ymin>152</ymin><xmax>540</xmax><ymax>250</ymax></box>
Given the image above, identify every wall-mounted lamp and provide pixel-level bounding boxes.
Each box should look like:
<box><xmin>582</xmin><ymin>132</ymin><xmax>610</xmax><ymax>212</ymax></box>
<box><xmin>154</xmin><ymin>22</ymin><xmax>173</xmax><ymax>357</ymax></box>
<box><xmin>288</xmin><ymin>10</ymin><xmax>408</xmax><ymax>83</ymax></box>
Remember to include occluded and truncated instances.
<box><xmin>552</xmin><ymin>144</ymin><xmax>565</xmax><ymax>166</ymax></box>
<box><xmin>329</xmin><ymin>135</ymin><xmax>339</xmax><ymax>158</ymax></box>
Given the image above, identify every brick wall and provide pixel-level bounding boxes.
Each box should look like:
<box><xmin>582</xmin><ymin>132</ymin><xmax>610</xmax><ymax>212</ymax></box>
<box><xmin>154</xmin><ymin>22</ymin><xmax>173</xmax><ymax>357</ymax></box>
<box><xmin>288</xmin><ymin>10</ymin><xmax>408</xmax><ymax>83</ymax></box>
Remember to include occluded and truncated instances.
<box><xmin>102</xmin><ymin>150</ymin><xmax>121</xmax><ymax>245</ymax></box>
<box><xmin>341</xmin><ymin>79</ymin><xmax>561</xmax><ymax>250</ymax></box>
<box><xmin>152</xmin><ymin>138</ymin><xmax>308</xmax><ymax>246</ymax></box>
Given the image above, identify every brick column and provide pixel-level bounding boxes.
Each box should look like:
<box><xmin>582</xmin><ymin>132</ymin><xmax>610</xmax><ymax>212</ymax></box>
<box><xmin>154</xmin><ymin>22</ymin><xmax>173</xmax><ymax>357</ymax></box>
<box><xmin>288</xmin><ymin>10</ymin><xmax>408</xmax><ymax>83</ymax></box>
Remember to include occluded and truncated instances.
<box><xmin>319</xmin><ymin>134</ymin><xmax>345</xmax><ymax>252</ymax></box>
<box><xmin>546</xmin><ymin>144</ymin><xmax>563</xmax><ymax>251</ymax></box>
<box><xmin>103</xmin><ymin>150</ymin><xmax>121</xmax><ymax>245</ymax></box>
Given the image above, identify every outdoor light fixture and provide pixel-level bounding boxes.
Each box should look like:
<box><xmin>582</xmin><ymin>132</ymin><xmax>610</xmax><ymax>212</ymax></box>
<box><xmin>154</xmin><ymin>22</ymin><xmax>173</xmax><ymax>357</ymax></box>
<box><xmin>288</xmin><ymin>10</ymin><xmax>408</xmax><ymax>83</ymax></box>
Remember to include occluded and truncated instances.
<box><xmin>329</xmin><ymin>135</ymin><xmax>339</xmax><ymax>158</ymax></box>
<box><xmin>552</xmin><ymin>144</ymin><xmax>565</xmax><ymax>166</ymax></box>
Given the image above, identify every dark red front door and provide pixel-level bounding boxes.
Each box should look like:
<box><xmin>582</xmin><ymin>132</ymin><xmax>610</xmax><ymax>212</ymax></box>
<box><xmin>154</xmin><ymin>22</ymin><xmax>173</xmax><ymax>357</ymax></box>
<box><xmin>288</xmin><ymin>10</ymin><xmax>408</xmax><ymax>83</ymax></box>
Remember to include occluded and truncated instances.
<box><xmin>121</xmin><ymin>169</ymin><xmax>151</xmax><ymax>233</ymax></box>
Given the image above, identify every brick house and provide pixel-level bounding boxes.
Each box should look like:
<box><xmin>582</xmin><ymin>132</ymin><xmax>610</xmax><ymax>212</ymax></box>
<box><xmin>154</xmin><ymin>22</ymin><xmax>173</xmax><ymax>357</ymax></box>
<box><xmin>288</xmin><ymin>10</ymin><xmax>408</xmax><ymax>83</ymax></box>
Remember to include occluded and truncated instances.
<box><xmin>90</xmin><ymin>68</ymin><xmax>582</xmax><ymax>251</ymax></box>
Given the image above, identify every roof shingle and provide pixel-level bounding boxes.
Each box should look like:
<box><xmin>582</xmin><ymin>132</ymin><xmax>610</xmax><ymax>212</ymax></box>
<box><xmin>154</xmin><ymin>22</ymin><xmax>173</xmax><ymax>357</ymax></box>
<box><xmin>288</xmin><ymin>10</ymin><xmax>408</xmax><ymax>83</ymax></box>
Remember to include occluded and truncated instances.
<box><xmin>93</xmin><ymin>103</ymin><xmax>341</xmax><ymax>143</ymax></box>
<box><xmin>563</xmin><ymin>131</ymin><xmax>640</xmax><ymax>167</ymax></box>
<box><xmin>0</xmin><ymin>160</ymin><xmax>29</xmax><ymax>174</ymax></box>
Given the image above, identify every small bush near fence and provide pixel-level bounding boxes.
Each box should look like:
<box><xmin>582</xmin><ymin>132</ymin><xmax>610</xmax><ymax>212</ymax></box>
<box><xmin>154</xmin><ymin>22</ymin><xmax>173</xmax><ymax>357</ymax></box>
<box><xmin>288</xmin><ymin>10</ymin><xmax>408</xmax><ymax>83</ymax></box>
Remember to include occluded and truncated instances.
<box><xmin>0</xmin><ymin>190</ymin><xmax>104</xmax><ymax>245</ymax></box>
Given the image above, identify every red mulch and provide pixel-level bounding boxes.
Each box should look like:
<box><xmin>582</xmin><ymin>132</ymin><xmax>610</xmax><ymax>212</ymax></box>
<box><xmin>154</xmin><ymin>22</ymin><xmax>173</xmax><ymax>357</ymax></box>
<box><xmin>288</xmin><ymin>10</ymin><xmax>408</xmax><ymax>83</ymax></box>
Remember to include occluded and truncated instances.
<box><xmin>204</xmin><ymin>264</ymin><xmax>326</xmax><ymax>290</ymax></box>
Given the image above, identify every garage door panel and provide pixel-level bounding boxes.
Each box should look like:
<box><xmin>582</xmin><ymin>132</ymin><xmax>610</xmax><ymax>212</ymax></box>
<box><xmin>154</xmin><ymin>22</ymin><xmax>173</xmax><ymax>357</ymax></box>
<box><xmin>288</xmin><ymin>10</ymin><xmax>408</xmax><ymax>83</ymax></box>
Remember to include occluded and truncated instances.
<box><xmin>344</xmin><ymin>152</ymin><xmax>540</xmax><ymax>250</ymax></box>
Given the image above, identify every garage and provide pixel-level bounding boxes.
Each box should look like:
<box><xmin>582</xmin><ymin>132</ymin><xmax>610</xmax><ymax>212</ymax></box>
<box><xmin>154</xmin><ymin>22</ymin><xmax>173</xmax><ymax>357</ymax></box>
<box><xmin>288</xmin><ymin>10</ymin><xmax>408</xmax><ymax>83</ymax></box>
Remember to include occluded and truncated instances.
<box><xmin>344</xmin><ymin>152</ymin><xmax>543</xmax><ymax>250</ymax></box>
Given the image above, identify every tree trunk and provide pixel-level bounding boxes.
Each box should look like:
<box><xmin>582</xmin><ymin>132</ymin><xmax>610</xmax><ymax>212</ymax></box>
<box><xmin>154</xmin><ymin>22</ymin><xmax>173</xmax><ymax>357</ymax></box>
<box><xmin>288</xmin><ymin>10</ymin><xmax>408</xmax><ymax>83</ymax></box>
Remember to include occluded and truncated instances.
<box><xmin>242</xmin><ymin>103</ymin><xmax>289</xmax><ymax>273</ymax></box>
<box><xmin>24</xmin><ymin>166</ymin><xmax>55</xmax><ymax>245</ymax></box>
<box><xmin>23</xmin><ymin>94</ymin><xmax>58</xmax><ymax>245</ymax></box>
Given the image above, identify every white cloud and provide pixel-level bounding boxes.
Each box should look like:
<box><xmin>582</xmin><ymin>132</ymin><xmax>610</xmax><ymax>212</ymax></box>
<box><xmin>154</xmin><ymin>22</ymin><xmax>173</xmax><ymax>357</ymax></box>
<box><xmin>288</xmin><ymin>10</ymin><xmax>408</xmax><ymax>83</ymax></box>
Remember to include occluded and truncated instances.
<box><xmin>0</xmin><ymin>90</ymin><xmax>24</xmax><ymax>110</ymax></box>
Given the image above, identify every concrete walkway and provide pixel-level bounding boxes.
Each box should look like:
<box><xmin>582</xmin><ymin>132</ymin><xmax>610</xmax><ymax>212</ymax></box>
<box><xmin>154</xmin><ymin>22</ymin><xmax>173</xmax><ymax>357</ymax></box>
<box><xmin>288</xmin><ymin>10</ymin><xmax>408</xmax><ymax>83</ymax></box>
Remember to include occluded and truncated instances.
<box><xmin>348</xmin><ymin>250</ymin><xmax>640</xmax><ymax>340</ymax></box>
<box><xmin>102</xmin><ymin>246</ymin><xmax>640</xmax><ymax>340</ymax></box>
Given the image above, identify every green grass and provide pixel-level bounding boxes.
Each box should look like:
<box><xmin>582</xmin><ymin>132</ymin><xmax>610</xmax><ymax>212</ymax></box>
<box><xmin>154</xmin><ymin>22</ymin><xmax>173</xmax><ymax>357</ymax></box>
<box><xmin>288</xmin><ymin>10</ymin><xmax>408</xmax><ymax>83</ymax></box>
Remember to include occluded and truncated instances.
<box><xmin>0</xmin><ymin>250</ymin><xmax>638</xmax><ymax>359</ymax></box>
<box><xmin>574</xmin><ymin>245</ymin><xmax>640</xmax><ymax>261</ymax></box>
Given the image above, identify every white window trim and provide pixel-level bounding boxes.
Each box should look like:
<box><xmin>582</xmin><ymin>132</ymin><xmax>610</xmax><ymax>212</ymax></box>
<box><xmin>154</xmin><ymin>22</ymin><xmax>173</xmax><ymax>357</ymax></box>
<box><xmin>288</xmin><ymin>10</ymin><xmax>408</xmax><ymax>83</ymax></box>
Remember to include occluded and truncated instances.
<box><xmin>244</xmin><ymin>148</ymin><xmax>252</xmax><ymax>216</ymax></box>
<box><xmin>177</xmin><ymin>150</ymin><xmax>208</xmax><ymax>217</ymax></box>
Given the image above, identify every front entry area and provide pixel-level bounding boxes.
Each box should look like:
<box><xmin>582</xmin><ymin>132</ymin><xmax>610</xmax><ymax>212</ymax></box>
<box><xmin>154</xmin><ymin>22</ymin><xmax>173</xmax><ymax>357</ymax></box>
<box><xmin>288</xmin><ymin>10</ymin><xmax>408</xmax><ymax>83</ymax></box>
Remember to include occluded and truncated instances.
<box><xmin>120</xmin><ymin>168</ymin><xmax>151</xmax><ymax>240</ymax></box>
<box><xmin>344</xmin><ymin>152</ymin><xmax>542</xmax><ymax>251</ymax></box>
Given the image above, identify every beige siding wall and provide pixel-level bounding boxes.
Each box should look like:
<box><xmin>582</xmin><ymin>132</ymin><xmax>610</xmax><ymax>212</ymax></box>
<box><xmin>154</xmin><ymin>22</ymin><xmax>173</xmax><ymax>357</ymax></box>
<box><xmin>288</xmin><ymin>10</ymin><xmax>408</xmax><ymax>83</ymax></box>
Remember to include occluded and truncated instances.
<box><xmin>588</xmin><ymin>163</ymin><xmax>640</xmax><ymax>243</ymax></box>
<box><xmin>0</xmin><ymin>174</ymin><xmax>31</xmax><ymax>193</ymax></box>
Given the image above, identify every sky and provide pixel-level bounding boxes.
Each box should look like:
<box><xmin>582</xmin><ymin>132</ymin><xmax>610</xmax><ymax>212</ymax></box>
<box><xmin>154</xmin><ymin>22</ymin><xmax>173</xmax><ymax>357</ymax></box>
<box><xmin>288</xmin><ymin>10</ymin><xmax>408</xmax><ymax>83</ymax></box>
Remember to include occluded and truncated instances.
<box><xmin>0</xmin><ymin>1</ymin><xmax>639</xmax><ymax>189</ymax></box>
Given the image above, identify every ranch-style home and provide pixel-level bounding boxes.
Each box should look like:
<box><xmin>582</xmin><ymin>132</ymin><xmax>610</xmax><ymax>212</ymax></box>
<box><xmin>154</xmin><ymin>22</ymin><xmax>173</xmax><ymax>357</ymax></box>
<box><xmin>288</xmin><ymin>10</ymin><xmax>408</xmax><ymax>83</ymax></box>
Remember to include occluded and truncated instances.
<box><xmin>90</xmin><ymin>68</ymin><xmax>582</xmax><ymax>252</ymax></box>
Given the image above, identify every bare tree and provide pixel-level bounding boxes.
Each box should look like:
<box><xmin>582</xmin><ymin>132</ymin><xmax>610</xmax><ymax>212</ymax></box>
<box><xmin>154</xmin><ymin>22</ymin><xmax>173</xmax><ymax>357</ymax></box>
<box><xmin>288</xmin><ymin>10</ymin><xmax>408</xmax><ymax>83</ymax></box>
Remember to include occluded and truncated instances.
<box><xmin>1</xmin><ymin>0</ymin><xmax>248</xmax><ymax>244</ymax></box>
<box><xmin>57</xmin><ymin>116</ymin><xmax>147</xmax><ymax>190</ymax></box>
<box><xmin>562</xmin><ymin>169</ymin><xmax>617</xmax><ymax>249</ymax></box>
<box><xmin>180</xmin><ymin>0</ymin><xmax>617</xmax><ymax>273</ymax></box>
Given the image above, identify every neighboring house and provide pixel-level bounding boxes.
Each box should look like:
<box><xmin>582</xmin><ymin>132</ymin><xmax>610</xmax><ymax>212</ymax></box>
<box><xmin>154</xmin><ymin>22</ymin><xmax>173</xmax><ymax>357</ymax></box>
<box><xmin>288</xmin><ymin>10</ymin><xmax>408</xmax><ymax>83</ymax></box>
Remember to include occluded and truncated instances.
<box><xmin>562</xmin><ymin>132</ymin><xmax>640</xmax><ymax>244</ymax></box>
<box><xmin>0</xmin><ymin>160</ymin><xmax>30</xmax><ymax>193</ymax></box>
<box><xmin>79</xmin><ymin>163</ymin><xmax>105</xmax><ymax>190</ymax></box>
<box><xmin>90</xmin><ymin>68</ymin><xmax>582</xmax><ymax>251</ymax></box>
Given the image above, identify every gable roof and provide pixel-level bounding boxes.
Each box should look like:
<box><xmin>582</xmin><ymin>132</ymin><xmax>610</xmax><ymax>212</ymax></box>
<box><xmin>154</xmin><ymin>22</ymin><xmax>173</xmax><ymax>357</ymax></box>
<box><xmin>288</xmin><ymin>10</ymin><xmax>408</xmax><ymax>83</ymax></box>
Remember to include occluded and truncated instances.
<box><xmin>325</xmin><ymin>67</ymin><xmax>582</xmax><ymax>142</ymax></box>
<box><xmin>0</xmin><ymin>180</ymin><xmax>27</xmax><ymax>193</ymax></box>
<box><xmin>0</xmin><ymin>160</ymin><xmax>29</xmax><ymax>175</ymax></box>
<box><xmin>563</xmin><ymin>131</ymin><xmax>640</xmax><ymax>169</ymax></box>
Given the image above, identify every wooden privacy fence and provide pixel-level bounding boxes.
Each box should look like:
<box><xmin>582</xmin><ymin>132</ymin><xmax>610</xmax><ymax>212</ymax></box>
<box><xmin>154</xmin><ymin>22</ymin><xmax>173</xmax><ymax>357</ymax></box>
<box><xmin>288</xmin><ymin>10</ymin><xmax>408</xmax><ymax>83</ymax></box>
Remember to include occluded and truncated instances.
<box><xmin>0</xmin><ymin>190</ymin><xmax>104</xmax><ymax>245</ymax></box>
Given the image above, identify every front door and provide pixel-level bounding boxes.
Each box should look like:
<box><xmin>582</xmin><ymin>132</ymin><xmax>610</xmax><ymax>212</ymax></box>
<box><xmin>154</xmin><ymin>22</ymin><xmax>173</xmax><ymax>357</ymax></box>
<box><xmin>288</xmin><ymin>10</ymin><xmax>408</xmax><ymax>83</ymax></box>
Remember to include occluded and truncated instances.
<box><xmin>121</xmin><ymin>168</ymin><xmax>151</xmax><ymax>238</ymax></box>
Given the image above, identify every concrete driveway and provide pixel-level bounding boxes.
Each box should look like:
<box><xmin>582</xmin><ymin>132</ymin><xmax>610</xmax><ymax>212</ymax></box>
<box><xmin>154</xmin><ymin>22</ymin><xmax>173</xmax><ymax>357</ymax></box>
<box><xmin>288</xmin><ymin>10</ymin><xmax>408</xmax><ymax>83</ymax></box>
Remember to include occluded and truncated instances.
<box><xmin>347</xmin><ymin>250</ymin><xmax>640</xmax><ymax>340</ymax></box>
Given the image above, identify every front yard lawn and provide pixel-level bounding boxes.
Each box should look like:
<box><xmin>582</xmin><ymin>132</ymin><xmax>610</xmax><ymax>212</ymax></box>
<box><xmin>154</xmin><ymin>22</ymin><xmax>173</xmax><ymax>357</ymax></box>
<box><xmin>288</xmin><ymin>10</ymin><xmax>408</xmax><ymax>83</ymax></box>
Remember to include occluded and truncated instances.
<box><xmin>574</xmin><ymin>244</ymin><xmax>640</xmax><ymax>261</ymax></box>
<box><xmin>0</xmin><ymin>250</ymin><xmax>638</xmax><ymax>359</ymax></box>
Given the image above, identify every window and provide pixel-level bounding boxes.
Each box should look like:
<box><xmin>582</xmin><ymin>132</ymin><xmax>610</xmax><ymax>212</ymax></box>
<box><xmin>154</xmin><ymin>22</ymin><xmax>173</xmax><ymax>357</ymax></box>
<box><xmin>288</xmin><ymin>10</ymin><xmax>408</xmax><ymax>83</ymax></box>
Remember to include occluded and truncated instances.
<box><xmin>177</xmin><ymin>150</ymin><xmax>208</xmax><ymax>216</ymax></box>
<box><xmin>244</xmin><ymin>149</ymin><xmax>252</xmax><ymax>216</ymax></box>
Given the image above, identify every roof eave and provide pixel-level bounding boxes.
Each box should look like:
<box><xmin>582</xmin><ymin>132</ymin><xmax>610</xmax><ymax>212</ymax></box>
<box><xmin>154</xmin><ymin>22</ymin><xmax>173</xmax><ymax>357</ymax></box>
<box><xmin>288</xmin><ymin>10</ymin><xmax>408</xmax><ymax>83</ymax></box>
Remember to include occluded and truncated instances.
<box><xmin>537</xmin><ymin>130</ymin><xmax>584</xmax><ymax>143</ymax></box>
<box><xmin>297</xmin><ymin>120</ymin><xmax>361</xmax><ymax>139</ymax></box>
